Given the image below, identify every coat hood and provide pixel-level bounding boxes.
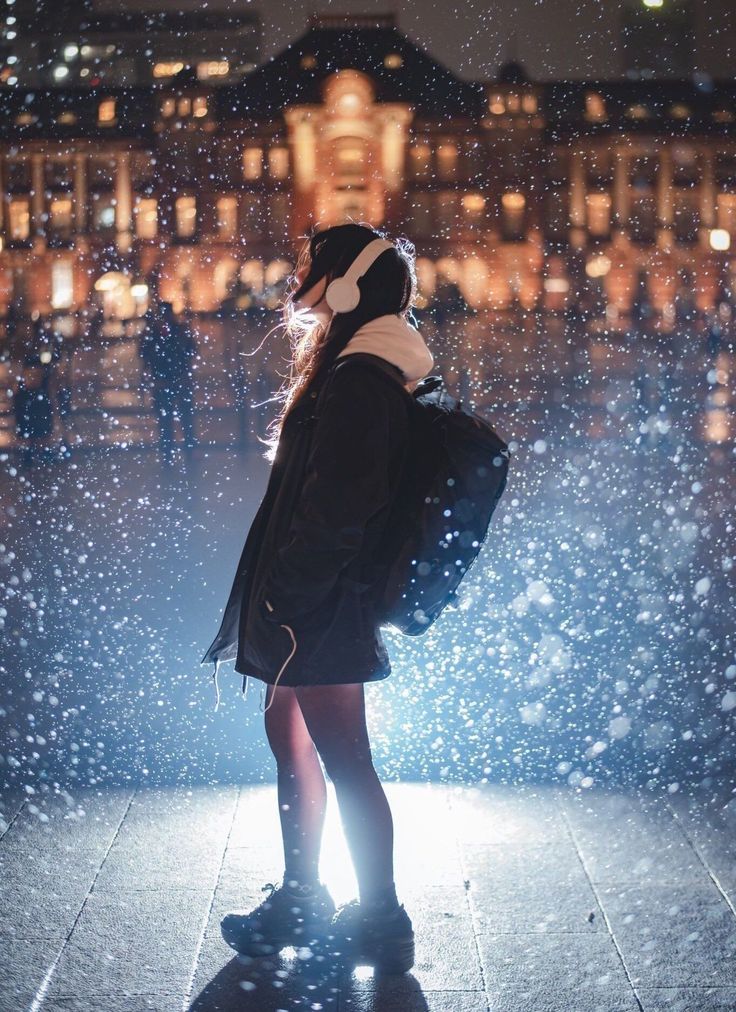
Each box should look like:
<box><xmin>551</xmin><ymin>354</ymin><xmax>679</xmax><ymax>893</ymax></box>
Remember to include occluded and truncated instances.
<box><xmin>335</xmin><ymin>313</ymin><xmax>435</xmax><ymax>391</ymax></box>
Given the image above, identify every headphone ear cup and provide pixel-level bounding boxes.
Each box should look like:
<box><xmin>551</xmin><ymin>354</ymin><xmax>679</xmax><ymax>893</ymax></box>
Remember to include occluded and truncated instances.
<box><xmin>326</xmin><ymin>277</ymin><xmax>360</xmax><ymax>314</ymax></box>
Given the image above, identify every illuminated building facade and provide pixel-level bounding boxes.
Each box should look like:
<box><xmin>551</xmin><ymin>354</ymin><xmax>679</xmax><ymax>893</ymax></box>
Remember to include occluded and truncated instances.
<box><xmin>0</xmin><ymin>12</ymin><xmax>734</xmax><ymax>323</ymax></box>
<box><xmin>2</xmin><ymin>0</ymin><xmax>260</xmax><ymax>89</ymax></box>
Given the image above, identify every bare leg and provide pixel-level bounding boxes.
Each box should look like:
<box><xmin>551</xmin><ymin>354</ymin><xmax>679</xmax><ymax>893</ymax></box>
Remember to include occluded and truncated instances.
<box><xmin>295</xmin><ymin>683</ymin><xmax>395</xmax><ymax>903</ymax></box>
<box><xmin>264</xmin><ymin>684</ymin><xmax>327</xmax><ymax>885</ymax></box>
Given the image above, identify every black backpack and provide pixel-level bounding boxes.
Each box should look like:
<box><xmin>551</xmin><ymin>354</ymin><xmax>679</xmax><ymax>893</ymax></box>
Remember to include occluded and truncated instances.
<box><xmin>330</xmin><ymin>354</ymin><xmax>511</xmax><ymax>636</ymax></box>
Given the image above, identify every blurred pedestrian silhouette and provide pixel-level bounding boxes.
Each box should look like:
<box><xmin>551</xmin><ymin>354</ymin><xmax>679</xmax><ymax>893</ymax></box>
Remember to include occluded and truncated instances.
<box><xmin>14</xmin><ymin>354</ymin><xmax>55</xmax><ymax>467</ymax></box>
<box><xmin>433</xmin><ymin>279</ymin><xmax>468</xmax><ymax>327</ymax></box>
<box><xmin>139</xmin><ymin>300</ymin><xmax>197</xmax><ymax>463</ymax></box>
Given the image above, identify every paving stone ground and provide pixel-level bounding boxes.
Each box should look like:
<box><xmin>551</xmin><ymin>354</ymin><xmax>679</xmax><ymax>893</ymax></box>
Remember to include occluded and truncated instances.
<box><xmin>1</xmin><ymin>784</ymin><xmax>735</xmax><ymax>1012</ymax></box>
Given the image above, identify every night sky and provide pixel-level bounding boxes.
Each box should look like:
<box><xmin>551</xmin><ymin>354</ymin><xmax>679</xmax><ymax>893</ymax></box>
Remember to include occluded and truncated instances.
<box><xmin>256</xmin><ymin>0</ymin><xmax>736</xmax><ymax>82</ymax></box>
<box><xmin>115</xmin><ymin>1</ymin><xmax>735</xmax><ymax>81</ymax></box>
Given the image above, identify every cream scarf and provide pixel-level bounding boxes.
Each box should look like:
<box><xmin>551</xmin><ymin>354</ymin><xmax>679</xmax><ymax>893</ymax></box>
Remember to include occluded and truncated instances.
<box><xmin>336</xmin><ymin>313</ymin><xmax>435</xmax><ymax>392</ymax></box>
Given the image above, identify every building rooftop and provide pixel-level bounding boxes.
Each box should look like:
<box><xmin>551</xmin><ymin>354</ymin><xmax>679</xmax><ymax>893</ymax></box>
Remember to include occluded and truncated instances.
<box><xmin>216</xmin><ymin>20</ymin><xmax>487</xmax><ymax>121</ymax></box>
<box><xmin>0</xmin><ymin>18</ymin><xmax>734</xmax><ymax>141</ymax></box>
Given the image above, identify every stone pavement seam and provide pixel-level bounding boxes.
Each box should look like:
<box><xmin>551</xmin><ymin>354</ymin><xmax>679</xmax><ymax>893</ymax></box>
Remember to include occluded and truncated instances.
<box><xmin>27</xmin><ymin>789</ymin><xmax>136</xmax><ymax>1012</ymax></box>
<box><xmin>0</xmin><ymin>791</ymin><xmax>27</xmax><ymax>842</ymax></box>
<box><xmin>666</xmin><ymin>798</ymin><xmax>736</xmax><ymax>923</ymax></box>
<box><xmin>180</xmin><ymin>785</ymin><xmax>242</xmax><ymax>1012</ymax></box>
<box><xmin>448</xmin><ymin>789</ymin><xmax>493</xmax><ymax>1012</ymax></box>
<box><xmin>556</xmin><ymin>796</ymin><xmax>645</xmax><ymax>1012</ymax></box>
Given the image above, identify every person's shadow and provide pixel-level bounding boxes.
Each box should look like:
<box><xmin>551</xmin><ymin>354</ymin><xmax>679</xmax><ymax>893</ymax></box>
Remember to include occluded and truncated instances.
<box><xmin>189</xmin><ymin>948</ymin><xmax>429</xmax><ymax>1010</ymax></box>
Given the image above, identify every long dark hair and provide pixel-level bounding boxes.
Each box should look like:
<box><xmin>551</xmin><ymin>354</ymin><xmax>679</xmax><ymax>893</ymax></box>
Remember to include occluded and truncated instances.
<box><xmin>259</xmin><ymin>222</ymin><xmax>417</xmax><ymax>463</ymax></box>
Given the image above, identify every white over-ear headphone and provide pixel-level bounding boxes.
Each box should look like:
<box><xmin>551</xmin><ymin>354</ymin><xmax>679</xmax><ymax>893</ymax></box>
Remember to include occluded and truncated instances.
<box><xmin>324</xmin><ymin>237</ymin><xmax>394</xmax><ymax>314</ymax></box>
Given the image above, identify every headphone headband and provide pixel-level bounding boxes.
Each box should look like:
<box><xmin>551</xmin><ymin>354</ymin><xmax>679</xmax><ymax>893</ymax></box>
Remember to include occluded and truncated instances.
<box><xmin>325</xmin><ymin>237</ymin><xmax>395</xmax><ymax>314</ymax></box>
<box><xmin>342</xmin><ymin>238</ymin><xmax>394</xmax><ymax>284</ymax></box>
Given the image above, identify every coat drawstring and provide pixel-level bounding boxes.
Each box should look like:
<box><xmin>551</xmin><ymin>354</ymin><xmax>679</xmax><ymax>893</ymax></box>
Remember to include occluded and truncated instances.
<box><xmin>211</xmin><ymin>602</ymin><xmax>297</xmax><ymax>713</ymax></box>
<box><xmin>212</xmin><ymin>658</ymin><xmax>222</xmax><ymax>711</ymax></box>
<box><xmin>211</xmin><ymin>661</ymin><xmax>251</xmax><ymax>710</ymax></box>
<box><xmin>261</xmin><ymin>621</ymin><xmax>297</xmax><ymax>713</ymax></box>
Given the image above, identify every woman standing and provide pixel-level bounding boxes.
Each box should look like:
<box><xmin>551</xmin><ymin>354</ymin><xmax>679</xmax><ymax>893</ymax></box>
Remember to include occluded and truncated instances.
<box><xmin>203</xmin><ymin>223</ymin><xmax>434</xmax><ymax>973</ymax></box>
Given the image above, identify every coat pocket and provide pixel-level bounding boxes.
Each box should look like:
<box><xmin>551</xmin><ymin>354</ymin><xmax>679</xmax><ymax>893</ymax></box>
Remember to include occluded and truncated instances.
<box><xmin>292</xmin><ymin>579</ymin><xmax>368</xmax><ymax>673</ymax></box>
<box><xmin>243</xmin><ymin>596</ymin><xmax>294</xmax><ymax>673</ymax></box>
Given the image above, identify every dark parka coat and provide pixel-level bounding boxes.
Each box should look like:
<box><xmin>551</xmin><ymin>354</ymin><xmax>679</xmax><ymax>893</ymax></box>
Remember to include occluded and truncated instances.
<box><xmin>201</xmin><ymin>352</ymin><xmax>412</xmax><ymax>694</ymax></box>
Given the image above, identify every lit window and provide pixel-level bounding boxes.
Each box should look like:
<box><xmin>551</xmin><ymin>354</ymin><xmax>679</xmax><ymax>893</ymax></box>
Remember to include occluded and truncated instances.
<box><xmin>268</xmin><ymin>147</ymin><xmax>289</xmax><ymax>179</ymax></box>
<box><xmin>462</xmin><ymin>193</ymin><xmax>486</xmax><ymax>220</ymax></box>
<box><xmin>625</xmin><ymin>103</ymin><xmax>649</xmax><ymax>120</ymax></box>
<box><xmin>670</xmin><ymin>103</ymin><xmax>690</xmax><ymax>119</ymax></box>
<box><xmin>521</xmin><ymin>93</ymin><xmax>537</xmax><ymax>114</ymax></box>
<box><xmin>585</xmin><ymin>254</ymin><xmax>611</xmax><ymax>279</ymax></box>
<box><xmin>713</xmin><ymin>109</ymin><xmax>735</xmax><ymax>123</ymax></box>
<box><xmin>51</xmin><ymin>260</ymin><xmax>74</xmax><ymax>309</ymax></box>
<box><xmin>193</xmin><ymin>96</ymin><xmax>208</xmax><ymax>118</ymax></box>
<box><xmin>135</xmin><ymin>197</ymin><xmax>158</xmax><ymax>239</ymax></box>
<box><xmin>437</xmin><ymin>143</ymin><xmax>458</xmax><ymax>181</ymax></box>
<box><xmin>56</xmin><ymin>111</ymin><xmax>77</xmax><ymax>125</ymax></box>
<box><xmin>217</xmin><ymin>196</ymin><xmax>238</xmax><ymax>240</ymax></box>
<box><xmin>585</xmin><ymin>192</ymin><xmax>611</xmax><ymax>236</ymax></box>
<box><xmin>98</xmin><ymin>99</ymin><xmax>116</xmax><ymax>125</ymax></box>
<box><xmin>53</xmin><ymin>65</ymin><xmax>69</xmax><ymax>82</ymax></box>
<box><xmin>585</xmin><ymin>92</ymin><xmax>606</xmax><ymax>122</ymax></box>
<box><xmin>301</xmin><ymin>54</ymin><xmax>317</xmax><ymax>70</ymax></box>
<box><xmin>384</xmin><ymin>53</ymin><xmax>403</xmax><ymax>69</ymax></box>
<box><xmin>160</xmin><ymin>98</ymin><xmax>175</xmax><ymax>118</ymax></box>
<box><xmin>506</xmin><ymin>93</ymin><xmax>520</xmax><ymax>113</ymax></box>
<box><xmin>63</xmin><ymin>44</ymin><xmax>78</xmax><ymax>61</ymax></box>
<box><xmin>9</xmin><ymin>198</ymin><xmax>30</xmax><ymax>241</ymax></box>
<box><xmin>197</xmin><ymin>60</ymin><xmax>229</xmax><ymax>79</ymax></box>
<box><xmin>15</xmin><ymin>112</ymin><xmax>37</xmax><ymax>126</ymax></box>
<box><xmin>501</xmin><ymin>191</ymin><xmax>526</xmax><ymax>240</ymax></box>
<box><xmin>175</xmin><ymin>195</ymin><xmax>197</xmax><ymax>238</ymax></box>
<box><xmin>410</xmin><ymin>143</ymin><xmax>431</xmax><ymax>178</ymax></box>
<box><xmin>153</xmin><ymin>61</ymin><xmax>184</xmax><ymax>79</ymax></box>
<box><xmin>49</xmin><ymin>197</ymin><xmax>73</xmax><ymax>233</ymax></box>
<box><xmin>502</xmin><ymin>192</ymin><xmax>526</xmax><ymax>210</ymax></box>
<box><xmin>177</xmin><ymin>97</ymin><xmax>191</xmax><ymax>117</ymax></box>
<box><xmin>242</xmin><ymin>147</ymin><xmax>262</xmax><ymax>181</ymax></box>
<box><xmin>489</xmin><ymin>92</ymin><xmax>505</xmax><ymax>115</ymax></box>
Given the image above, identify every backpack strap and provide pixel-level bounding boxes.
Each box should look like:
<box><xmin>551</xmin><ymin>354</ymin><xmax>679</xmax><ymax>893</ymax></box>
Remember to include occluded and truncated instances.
<box><xmin>332</xmin><ymin>352</ymin><xmax>409</xmax><ymax>390</ymax></box>
<box><xmin>307</xmin><ymin>351</ymin><xmax>414</xmax><ymax>422</ymax></box>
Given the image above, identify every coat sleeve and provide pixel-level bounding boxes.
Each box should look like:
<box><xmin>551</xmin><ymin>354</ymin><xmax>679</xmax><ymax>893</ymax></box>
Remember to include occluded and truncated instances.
<box><xmin>260</xmin><ymin>366</ymin><xmax>392</xmax><ymax>624</ymax></box>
